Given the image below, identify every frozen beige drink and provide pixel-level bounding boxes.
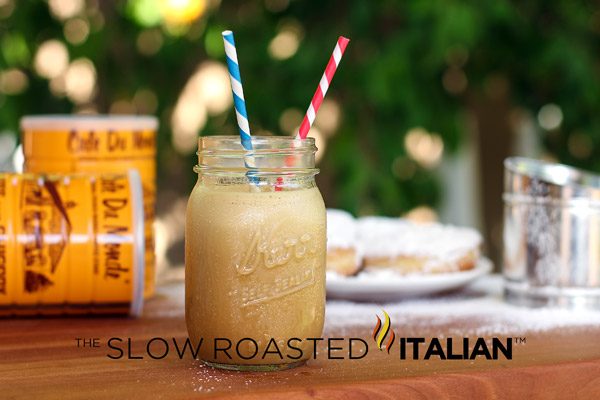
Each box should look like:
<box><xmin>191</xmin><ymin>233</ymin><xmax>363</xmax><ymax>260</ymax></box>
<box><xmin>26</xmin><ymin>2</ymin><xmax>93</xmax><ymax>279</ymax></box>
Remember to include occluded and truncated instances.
<box><xmin>185</xmin><ymin>136</ymin><xmax>326</xmax><ymax>370</ymax></box>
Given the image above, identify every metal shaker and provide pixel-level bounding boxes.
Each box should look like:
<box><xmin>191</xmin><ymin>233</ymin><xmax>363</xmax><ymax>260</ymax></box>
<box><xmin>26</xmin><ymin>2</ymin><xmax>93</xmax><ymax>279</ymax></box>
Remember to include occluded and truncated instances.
<box><xmin>503</xmin><ymin>157</ymin><xmax>600</xmax><ymax>309</ymax></box>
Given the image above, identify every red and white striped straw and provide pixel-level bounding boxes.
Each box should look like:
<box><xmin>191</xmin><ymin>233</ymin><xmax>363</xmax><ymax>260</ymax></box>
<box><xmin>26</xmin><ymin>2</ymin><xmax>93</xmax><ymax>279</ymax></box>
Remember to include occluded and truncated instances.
<box><xmin>296</xmin><ymin>36</ymin><xmax>350</xmax><ymax>140</ymax></box>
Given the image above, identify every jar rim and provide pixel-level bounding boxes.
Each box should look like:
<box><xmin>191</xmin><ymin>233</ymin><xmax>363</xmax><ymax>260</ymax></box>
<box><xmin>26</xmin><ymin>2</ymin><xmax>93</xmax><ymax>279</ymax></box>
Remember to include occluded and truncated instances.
<box><xmin>198</xmin><ymin>135</ymin><xmax>316</xmax><ymax>155</ymax></box>
<box><xmin>195</xmin><ymin>135</ymin><xmax>318</xmax><ymax>177</ymax></box>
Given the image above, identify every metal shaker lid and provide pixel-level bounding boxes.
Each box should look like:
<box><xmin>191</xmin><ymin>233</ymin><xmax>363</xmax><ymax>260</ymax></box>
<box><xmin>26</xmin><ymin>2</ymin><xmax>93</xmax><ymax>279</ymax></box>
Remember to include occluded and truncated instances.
<box><xmin>504</xmin><ymin>157</ymin><xmax>600</xmax><ymax>203</ymax></box>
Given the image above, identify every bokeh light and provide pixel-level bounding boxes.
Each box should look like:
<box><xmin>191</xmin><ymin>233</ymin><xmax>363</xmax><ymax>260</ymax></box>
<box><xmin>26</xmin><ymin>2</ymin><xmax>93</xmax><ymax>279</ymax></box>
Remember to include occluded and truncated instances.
<box><xmin>88</xmin><ymin>7</ymin><xmax>105</xmax><ymax>31</ymax></box>
<box><xmin>134</xmin><ymin>88</ymin><xmax>159</xmax><ymax>114</ymax></box>
<box><xmin>0</xmin><ymin>0</ymin><xmax>14</xmax><ymax>19</ymax></box>
<box><xmin>48</xmin><ymin>0</ymin><xmax>84</xmax><ymax>21</ymax></box>
<box><xmin>391</xmin><ymin>156</ymin><xmax>416</xmax><ymax>181</ymax></box>
<box><xmin>1</xmin><ymin>32</ymin><xmax>30</xmax><ymax>66</ymax></box>
<box><xmin>0</xmin><ymin>69</ymin><xmax>28</xmax><ymax>95</ymax></box>
<box><xmin>34</xmin><ymin>40</ymin><xmax>69</xmax><ymax>79</ymax></box>
<box><xmin>172</xmin><ymin>101</ymin><xmax>207</xmax><ymax>154</ymax></box>
<box><xmin>537</xmin><ymin>103</ymin><xmax>563</xmax><ymax>130</ymax></box>
<box><xmin>64</xmin><ymin>18</ymin><xmax>90</xmax><ymax>45</ymax></box>
<box><xmin>161</xmin><ymin>0</ymin><xmax>206</xmax><ymax>25</ymax></box>
<box><xmin>268</xmin><ymin>21</ymin><xmax>303</xmax><ymax>60</ymax></box>
<box><xmin>268</xmin><ymin>31</ymin><xmax>299</xmax><ymax>60</ymax></box>
<box><xmin>49</xmin><ymin>74</ymin><xmax>66</xmax><ymax>97</ymax></box>
<box><xmin>442</xmin><ymin>67</ymin><xmax>467</xmax><ymax>95</ymax></box>
<box><xmin>64</xmin><ymin>58</ymin><xmax>97</xmax><ymax>103</ymax></box>
<box><xmin>137</xmin><ymin>29</ymin><xmax>164</xmax><ymax>55</ymax></box>
<box><xmin>404</xmin><ymin>206</ymin><xmax>438</xmax><ymax>223</ymax></box>
<box><xmin>404</xmin><ymin>127</ymin><xmax>444</xmax><ymax>169</ymax></box>
<box><xmin>314</xmin><ymin>99</ymin><xmax>341</xmax><ymax>135</ymax></box>
<box><xmin>128</xmin><ymin>0</ymin><xmax>163</xmax><ymax>27</ymax></box>
<box><xmin>193</xmin><ymin>61</ymin><xmax>231</xmax><ymax>115</ymax></box>
<box><xmin>172</xmin><ymin>61</ymin><xmax>231</xmax><ymax>153</ymax></box>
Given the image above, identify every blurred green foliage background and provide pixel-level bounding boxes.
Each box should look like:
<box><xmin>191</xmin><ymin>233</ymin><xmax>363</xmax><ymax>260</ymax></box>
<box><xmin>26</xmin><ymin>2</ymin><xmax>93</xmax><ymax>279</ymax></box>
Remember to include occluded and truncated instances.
<box><xmin>1</xmin><ymin>0</ymin><xmax>600</xmax><ymax>266</ymax></box>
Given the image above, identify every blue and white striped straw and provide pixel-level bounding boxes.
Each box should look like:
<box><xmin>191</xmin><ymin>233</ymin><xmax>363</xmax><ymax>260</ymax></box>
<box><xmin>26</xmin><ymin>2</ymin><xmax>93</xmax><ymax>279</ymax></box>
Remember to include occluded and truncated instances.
<box><xmin>222</xmin><ymin>30</ymin><xmax>252</xmax><ymax>151</ymax></box>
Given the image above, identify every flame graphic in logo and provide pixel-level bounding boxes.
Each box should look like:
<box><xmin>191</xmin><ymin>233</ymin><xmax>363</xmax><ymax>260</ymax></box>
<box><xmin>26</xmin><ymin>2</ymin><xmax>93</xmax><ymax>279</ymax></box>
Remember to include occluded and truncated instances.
<box><xmin>372</xmin><ymin>310</ymin><xmax>395</xmax><ymax>354</ymax></box>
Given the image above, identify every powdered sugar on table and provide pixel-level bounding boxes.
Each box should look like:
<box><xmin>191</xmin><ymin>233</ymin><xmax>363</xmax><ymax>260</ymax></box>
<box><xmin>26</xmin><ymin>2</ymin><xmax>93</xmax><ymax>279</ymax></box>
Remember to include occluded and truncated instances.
<box><xmin>325</xmin><ymin>274</ymin><xmax>600</xmax><ymax>336</ymax></box>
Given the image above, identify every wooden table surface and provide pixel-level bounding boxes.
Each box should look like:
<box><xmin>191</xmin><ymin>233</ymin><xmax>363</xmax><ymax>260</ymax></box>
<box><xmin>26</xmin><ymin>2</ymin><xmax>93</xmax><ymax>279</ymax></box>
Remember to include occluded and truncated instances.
<box><xmin>2</xmin><ymin>275</ymin><xmax>600</xmax><ymax>399</ymax></box>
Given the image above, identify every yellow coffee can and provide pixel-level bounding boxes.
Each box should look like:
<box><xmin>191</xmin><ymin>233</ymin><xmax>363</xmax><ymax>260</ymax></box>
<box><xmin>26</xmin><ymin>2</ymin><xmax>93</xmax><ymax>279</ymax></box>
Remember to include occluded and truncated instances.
<box><xmin>20</xmin><ymin>115</ymin><xmax>157</xmax><ymax>297</ymax></box>
<box><xmin>0</xmin><ymin>170</ymin><xmax>144</xmax><ymax>316</ymax></box>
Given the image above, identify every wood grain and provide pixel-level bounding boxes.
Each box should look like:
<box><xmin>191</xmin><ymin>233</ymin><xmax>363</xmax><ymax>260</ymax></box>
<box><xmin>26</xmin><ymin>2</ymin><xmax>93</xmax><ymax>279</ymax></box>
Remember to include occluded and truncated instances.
<box><xmin>1</xmin><ymin>282</ymin><xmax>600</xmax><ymax>399</ymax></box>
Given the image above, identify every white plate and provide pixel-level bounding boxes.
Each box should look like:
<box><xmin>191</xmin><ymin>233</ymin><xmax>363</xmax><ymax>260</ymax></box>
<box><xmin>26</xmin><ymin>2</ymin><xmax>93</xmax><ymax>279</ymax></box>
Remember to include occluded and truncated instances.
<box><xmin>326</xmin><ymin>258</ymin><xmax>493</xmax><ymax>301</ymax></box>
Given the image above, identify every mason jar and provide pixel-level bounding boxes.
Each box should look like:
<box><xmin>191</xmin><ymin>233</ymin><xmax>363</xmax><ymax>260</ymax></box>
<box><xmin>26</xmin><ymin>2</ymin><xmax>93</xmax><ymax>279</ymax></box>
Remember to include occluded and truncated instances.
<box><xmin>185</xmin><ymin>136</ymin><xmax>327</xmax><ymax>371</ymax></box>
